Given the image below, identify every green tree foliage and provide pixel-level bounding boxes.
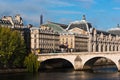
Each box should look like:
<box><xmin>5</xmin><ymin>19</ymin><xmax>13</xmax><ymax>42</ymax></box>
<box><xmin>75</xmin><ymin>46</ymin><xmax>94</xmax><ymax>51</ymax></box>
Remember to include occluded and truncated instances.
<box><xmin>24</xmin><ymin>53</ymin><xmax>40</xmax><ymax>72</ymax></box>
<box><xmin>0</xmin><ymin>27</ymin><xmax>26</xmax><ymax>68</ymax></box>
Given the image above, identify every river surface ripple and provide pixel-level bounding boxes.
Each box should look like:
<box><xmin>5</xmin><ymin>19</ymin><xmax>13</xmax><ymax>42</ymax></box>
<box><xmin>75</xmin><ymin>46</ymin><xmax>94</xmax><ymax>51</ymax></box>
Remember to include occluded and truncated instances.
<box><xmin>0</xmin><ymin>68</ymin><xmax>120</xmax><ymax>80</ymax></box>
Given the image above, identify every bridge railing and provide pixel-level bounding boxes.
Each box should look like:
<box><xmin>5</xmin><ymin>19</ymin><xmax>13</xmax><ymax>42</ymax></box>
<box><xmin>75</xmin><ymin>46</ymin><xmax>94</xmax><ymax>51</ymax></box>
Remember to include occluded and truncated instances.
<box><xmin>37</xmin><ymin>51</ymin><xmax>120</xmax><ymax>56</ymax></box>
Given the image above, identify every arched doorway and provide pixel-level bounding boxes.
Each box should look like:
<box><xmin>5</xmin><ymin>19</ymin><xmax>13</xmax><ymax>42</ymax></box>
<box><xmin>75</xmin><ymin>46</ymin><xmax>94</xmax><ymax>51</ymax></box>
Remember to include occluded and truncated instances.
<box><xmin>39</xmin><ymin>58</ymin><xmax>74</xmax><ymax>70</ymax></box>
<box><xmin>83</xmin><ymin>57</ymin><xmax>118</xmax><ymax>72</ymax></box>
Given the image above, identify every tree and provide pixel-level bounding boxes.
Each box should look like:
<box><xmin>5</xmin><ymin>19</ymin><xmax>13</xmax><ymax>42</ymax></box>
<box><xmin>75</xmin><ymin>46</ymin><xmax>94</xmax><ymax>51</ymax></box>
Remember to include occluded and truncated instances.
<box><xmin>24</xmin><ymin>53</ymin><xmax>40</xmax><ymax>72</ymax></box>
<box><xmin>0</xmin><ymin>27</ymin><xmax>26</xmax><ymax>68</ymax></box>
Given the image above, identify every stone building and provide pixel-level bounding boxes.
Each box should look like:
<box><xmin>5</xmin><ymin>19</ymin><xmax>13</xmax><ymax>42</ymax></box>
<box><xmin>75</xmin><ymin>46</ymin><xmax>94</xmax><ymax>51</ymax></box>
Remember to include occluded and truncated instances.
<box><xmin>63</xmin><ymin>15</ymin><xmax>120</xmax><ymax>52</ymax></box>
<box><xmin>91</xmin><ymin>29</ymin><xmax>120</xmax><ymax>52</ymax></box>
<box><xmin>59</xmin><ymin>15</ymin><xmax>90</xmax><ymax>52</ymax></box>
<box><xmin>1</xmin><ymin>14</ymin><xmax>23</xmax><ymax>28</ymax></box>
<box><xmin>30</xmin><ymin>22</ymin><xmax>65</xmax><ymax>53</ymax></box>
<box><xmin>30</xmin><ymin>15</ymin><xmax>120</xmax><ymax>53</ymax></box>
<box><xmin>60</xmin><ymin>33</ymin><xmax>88</xmax><ymax>52</ymax></box>
<box><xmin>87</xmin><ymin>22</ymin><xmax>120</xmax><ymax>52</ymax></box>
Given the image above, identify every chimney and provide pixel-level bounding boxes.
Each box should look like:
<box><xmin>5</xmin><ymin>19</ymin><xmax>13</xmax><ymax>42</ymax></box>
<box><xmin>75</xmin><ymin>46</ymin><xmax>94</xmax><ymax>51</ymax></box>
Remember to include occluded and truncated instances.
<box><xmin>40</xmin><ymin>14</ymin><xmax>43</xmax><ymax>25</ymax></box>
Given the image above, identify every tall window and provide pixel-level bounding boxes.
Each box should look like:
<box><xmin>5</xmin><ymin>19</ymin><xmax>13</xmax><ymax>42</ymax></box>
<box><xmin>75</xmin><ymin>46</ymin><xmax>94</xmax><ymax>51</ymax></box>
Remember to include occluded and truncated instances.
<box><xmin>34</xmin><ymin>34</ymin><xmax>36</xmax><ymax>38</ymax></box>
<box><xmin>34</xmin><ymin>39</ymin><xmax>36</xmax><ymax>43</ymax></box>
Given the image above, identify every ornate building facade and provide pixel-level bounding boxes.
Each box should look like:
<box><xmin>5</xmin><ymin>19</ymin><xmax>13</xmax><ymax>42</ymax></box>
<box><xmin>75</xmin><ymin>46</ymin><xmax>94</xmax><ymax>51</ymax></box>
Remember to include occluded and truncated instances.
<box><xmin>0</xmin><ymin>14</ymin><xmax>23</xmax><ymax>28</ymax></box>
<box><xmin>60</xmin><ymin>33</ymin><xmax>88</xmax><ymax>52</ymax></box>
<box><xmin>30</xmin><ymin>23</ymin><xmax>62</xmax><ymax>53</ymax></box>
<box><xmin>62</xmin><ymin>15</ymin><xmax>120</xmax><ymax>52</ymax></box>
<box><xmin>29</xmin><ymin>15</ymin><xmax>120</xmax><ymax>53</ymax></box>
<box><xmin>91</xmin><ymin>29</ymin><xmax>120</xmax><ymax>52</ymax></box>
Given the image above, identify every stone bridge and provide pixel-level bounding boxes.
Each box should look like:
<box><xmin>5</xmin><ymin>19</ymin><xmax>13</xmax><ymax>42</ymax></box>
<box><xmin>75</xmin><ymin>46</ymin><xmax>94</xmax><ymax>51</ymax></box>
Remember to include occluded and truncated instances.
<box><xmin>37</xmin><ymin>51</ymin><xmax>120</xmax><ymax>71</ymax></box>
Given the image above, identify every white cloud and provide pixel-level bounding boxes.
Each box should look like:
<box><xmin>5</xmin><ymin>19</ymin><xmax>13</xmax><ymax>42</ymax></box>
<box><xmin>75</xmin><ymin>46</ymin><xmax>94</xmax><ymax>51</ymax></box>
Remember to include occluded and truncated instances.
<box><xmin>77</xmin><ymin>0</ymin><xmax>94</xmax><ymax>2</ymax></box>
<box><xmin>0</xmin><ymin>0</ymin><xmax>83</xmax><ymax>26</ymax></box>
<box><xmin>50</xmin><ymin>10</ymin><xmax>82</xmax><ymax>14</ymax></box>
<box><xmin>22</xmin><ymin>0</ymin><xmax>75</xmax><ymax>7</ymax></box>
<box><xmin>113</xmin><ymin>7</ymin><xmax>120</xmax><ymax>10</ymax></box>
<box><xmin>45</xmin><ymin>0</ymin><xmax>75</xmax><ymax>7</ymax></box>
<box><xmin>75</xmin><ymin>0</ymin><xmax>95</xmax><ymax>8</ymax></box>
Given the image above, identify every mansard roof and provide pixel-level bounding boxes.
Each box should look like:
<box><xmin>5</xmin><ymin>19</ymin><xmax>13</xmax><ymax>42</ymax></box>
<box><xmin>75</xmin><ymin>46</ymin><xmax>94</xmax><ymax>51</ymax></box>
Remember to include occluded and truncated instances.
<box><xmin>66</xmin><ymin>15</ymin><xmax>92</xmax><ymax>32</ymax></box>
<box><xmin>0</xmin><ymin>19</ymin><xmax>12</xmax><ymax>25</ymax></box>
<box><xmin>96</xmin><ymin>30</ymin><xmax>116</xmax><ymax>36</ymax></box>
<box><xmin>47</xmin><ymin>21</ymin><xmax>68</xmax><ymax>29</ymax></box>
<box><xmin>1</xmin><ymin>14</ymin><xmax>24</xmax><ymax>27</ymax></box>
<box><xmin>67</xmin><ymin>21</ymin><xmax>92</xmax><ymax>31</ymax></box>
<box><xmin>41</xmin><ymin>22</ymin><xmax>66</xmax><ymax>33</ymax></box>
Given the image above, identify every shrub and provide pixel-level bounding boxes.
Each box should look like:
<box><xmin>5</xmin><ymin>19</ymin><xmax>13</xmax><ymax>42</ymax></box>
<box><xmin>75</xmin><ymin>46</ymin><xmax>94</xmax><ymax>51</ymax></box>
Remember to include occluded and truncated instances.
<box><xmin>24</xmin><ymin>53</ymin><xmax>40</xmax><ymax>72</ymax></box>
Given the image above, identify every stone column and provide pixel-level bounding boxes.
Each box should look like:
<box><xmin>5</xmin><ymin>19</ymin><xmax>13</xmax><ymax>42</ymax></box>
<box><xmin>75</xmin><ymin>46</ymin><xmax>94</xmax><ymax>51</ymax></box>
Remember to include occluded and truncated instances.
<box><xmin>115</xmin><ymin>45</ymin><xmax>117</xmax><ymax>51</ymax></box>
<box><xmin>111</xmin><ymin>45</ymin><xmax>113</xmax><ymax>51</ymax></box>
<box><xmin>93</xmin><ymin>43</ymin><xmax>96</xmax><ymax>52</ymax></box>
<box><xmin>103</xmin><ymin>44</ymin><xmax>105</xmax><ymax>52</ymax></box>
<box><xmin>98</xmin><ymin>43</ymin><xmax>101</xmax><ymax>52</ymax></box>
<box><xmin>88</xmin><ymin>34</ymin><xmax>92</xmax><ymax>52</ymax></box>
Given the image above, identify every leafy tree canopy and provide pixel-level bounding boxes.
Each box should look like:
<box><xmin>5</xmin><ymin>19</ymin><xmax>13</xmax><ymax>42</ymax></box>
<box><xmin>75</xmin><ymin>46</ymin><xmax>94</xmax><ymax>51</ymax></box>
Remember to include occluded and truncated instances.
<box><xmin>0</xmin><ymin>27</ymin><xmax>26</xmax><ymax>68</ymax></box>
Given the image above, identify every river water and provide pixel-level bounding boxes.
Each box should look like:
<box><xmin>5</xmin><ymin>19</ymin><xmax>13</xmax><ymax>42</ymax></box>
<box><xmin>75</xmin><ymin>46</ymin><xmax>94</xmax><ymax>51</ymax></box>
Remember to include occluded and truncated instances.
<box><xmin>0</xmin><ymin>67</ymin><xmax>120</xmax><ymax>80</ymax></box>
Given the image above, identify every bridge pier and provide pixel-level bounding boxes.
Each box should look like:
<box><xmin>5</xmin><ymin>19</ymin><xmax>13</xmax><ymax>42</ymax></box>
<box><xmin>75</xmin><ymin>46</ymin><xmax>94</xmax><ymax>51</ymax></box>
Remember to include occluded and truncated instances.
<box><xmin>74</xmin><ymin>61</ymin><xmax>83</xmax><ymax>70</ymax></box>
<box><xmin>74</xmin><ymin>55</ymin><xmax>83</xmax><ymax>70</ymax></box>
<box><xmin>118</xmin><ymin>60</ymin><xmax>120</xmax><ymax>72</ymax></box>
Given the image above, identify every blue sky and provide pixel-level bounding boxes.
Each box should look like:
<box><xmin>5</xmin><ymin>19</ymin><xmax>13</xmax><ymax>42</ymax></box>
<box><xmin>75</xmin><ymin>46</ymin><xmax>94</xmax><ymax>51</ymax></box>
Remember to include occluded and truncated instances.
<box><xmin>1</xmin><ymin>0</ymin><xmax>120</xmax><ymax>30</ymax></box>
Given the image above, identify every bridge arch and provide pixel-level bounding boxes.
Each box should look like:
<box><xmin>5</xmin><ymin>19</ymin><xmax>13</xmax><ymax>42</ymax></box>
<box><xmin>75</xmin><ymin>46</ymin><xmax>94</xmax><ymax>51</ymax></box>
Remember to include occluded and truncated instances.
<box><xmin>83</xmin><ymin>56</ymin><xmax>118</xmax><ymax>71</ymax></box>
<box><xmin>39</xmin><ymin>58</ymin><xmax>74</xmax><ymax>70</ymax></box>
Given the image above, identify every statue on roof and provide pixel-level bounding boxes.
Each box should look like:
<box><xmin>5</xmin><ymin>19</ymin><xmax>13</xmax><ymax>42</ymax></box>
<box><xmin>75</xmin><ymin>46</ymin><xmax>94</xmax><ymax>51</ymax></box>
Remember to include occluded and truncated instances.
<box><xmin>82</xmin><ymin>15</ymin><xmax>86</xmax><ymax>20</ymax></box>
<box><xmin>117</xmin><ymin>24</ymin><xmax>120</xmax><ymax>28</ymax></box>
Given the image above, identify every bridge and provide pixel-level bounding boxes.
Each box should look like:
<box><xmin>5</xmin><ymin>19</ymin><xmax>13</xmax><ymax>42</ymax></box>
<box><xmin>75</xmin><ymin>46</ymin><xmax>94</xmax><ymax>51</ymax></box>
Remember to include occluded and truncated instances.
<box><xmin>37</xmin><ymin>51</ymin><xmax>120</xmax><ymax>71</ymax></box>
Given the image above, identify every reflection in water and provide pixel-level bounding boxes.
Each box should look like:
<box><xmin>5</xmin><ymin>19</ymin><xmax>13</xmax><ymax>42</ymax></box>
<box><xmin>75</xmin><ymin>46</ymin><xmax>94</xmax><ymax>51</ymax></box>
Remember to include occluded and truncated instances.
<box><xmin>0</xmin><ymin>67</ymin><xmax>120</xmax><ymax>80</ymax></box>
<box><xmin>93</xmin><ymin>65</ymin><xmax>118</xmax><ymax>73</ymax></box>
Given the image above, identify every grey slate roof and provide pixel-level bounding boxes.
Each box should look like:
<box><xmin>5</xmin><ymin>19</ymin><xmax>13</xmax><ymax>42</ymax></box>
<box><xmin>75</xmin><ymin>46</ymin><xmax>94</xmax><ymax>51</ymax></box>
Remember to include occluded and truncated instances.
<box><xmin>0</xmin><ymin>19</ymin><xmax>12</xmax><ymax>25</ymax></box>
<box><xmin>47</xmin><ymin>21</ymin><xmax>68</xmax><ymax>29</ymax></box>
<box><xmin>42</xmin><ymin>23</ymin><xmax>66</xmax><ymax>33</ymax></box>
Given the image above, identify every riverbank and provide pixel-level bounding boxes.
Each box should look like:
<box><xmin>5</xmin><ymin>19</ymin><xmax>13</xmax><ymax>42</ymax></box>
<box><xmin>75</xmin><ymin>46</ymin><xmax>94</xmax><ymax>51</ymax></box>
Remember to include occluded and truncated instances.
<box><xmin>0</xmin><ymin>69</ymin><xmax>27</xmax><ymax>73</ymax></box>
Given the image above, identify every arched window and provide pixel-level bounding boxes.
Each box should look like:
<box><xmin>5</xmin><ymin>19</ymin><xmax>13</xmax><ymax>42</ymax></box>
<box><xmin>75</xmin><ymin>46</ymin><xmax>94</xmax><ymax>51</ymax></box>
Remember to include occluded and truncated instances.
<box><xmin>101</xmin><ymin>45</ymin><xmax>103</xmax><ymax>52</ymax></box>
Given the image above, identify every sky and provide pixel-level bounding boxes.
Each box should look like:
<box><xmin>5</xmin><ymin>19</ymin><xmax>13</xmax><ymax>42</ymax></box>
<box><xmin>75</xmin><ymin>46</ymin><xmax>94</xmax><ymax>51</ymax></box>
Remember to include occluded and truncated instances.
<box><xmin>1</xmin><ymin>0</ymin><xmax>120</xmax><ymax>30</ymax></box>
